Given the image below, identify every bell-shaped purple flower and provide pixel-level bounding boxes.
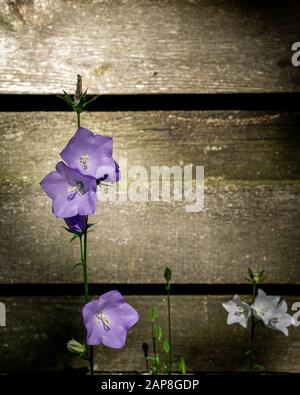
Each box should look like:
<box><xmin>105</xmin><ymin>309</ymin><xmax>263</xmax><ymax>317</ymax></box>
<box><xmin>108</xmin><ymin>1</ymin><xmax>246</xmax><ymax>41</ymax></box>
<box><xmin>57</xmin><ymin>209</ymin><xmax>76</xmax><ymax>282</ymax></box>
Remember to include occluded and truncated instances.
<box><xmin>60</xmin><ymin>127</ymin><xmax>120</xmax><ymax>183</ymax></box>
<box><xmin>40</xmin><ymin>161</ymin><xmax>97</xmax><ymax>218</ymax></box>
<box><xmin>82</xmin><ymin>290</ymin><xmax>139</xmax><ymax>348</ymax></box>
<box><xmin>64</xmin><ymin>214</ymin><xmax>88</xmax><ymax>234</ymax></box>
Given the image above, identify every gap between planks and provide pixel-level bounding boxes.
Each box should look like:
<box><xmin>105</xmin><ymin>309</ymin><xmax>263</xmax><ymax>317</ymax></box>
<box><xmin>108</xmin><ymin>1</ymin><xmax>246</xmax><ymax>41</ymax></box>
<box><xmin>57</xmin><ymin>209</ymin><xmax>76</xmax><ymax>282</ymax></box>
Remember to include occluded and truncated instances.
<box><xmin>0</xmin><ymin>93</ymin><xmax>300</xmax><ymax>111</ymax></box>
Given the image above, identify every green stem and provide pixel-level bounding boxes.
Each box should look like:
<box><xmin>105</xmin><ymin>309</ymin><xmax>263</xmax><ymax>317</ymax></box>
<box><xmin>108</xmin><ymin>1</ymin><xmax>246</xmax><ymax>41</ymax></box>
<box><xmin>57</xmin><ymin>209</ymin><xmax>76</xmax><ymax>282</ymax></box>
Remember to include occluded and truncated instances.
<box><xmin>80</xmin><ymin>235</ymin><xmax>89</xmax><ymax>304</ymax></box>
<box><xmin>76</xmin><ymin>104</ymin><xmax>93</xmax><ymax>375</ymax></box>
<box><xmin>249</xmin><ymin>281</ymin><xmax>257</xmax><ymax>372</ymax></box>
<box><xmin>167</xmin><ymin>288</ymin><xmax>172</xmax><ymax>374</ymax></box>
<box><xmin>151</xmin><ymin>321</ymin><xmax>157</xmax><ymax>374</ymax></box>
<box><xmin>83</xmin><ymin>221</ymin><xmax>94</xmax><ymax>375</ymax></box>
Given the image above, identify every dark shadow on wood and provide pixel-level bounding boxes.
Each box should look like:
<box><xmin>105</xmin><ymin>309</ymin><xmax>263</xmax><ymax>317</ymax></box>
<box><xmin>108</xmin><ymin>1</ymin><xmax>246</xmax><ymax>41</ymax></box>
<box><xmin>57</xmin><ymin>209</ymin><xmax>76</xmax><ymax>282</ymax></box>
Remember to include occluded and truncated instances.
<box><xmin>1</xmin><ymin>283</ymin><xmax>300</xmax><ymax>296</ymax></box>
<box><xmin>0</xmin><ymin>93</ymin><xmax>300</xmax><ymax>111</ymax></box>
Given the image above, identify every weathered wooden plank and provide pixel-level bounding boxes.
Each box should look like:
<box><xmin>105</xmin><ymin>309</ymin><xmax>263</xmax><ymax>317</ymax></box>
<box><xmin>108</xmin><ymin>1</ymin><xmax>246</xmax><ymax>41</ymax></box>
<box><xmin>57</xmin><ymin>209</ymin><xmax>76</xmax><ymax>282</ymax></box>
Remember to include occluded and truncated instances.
<box><xmin>1</xmin><ymin>111</ymin><xmax>300</xmax><ymax>181</ymax></box>
<box><xmin>0</xmin><ymin>295</ymin><xmax>299</xmax><ymax>373</ymax></box>
<box><xmin>0</xmin><ymin>111</ymin><xmax>299</xmax><ymax>284</ymax></box>
<box><xmin>0</xmin><ymin>1</ymin><xmax>299</xmax><ymax>94</ymax></box>
<box><xmin>1</xmin><ymin>181</ymin><xmax>299</xmax><ymax>284</ymax></box>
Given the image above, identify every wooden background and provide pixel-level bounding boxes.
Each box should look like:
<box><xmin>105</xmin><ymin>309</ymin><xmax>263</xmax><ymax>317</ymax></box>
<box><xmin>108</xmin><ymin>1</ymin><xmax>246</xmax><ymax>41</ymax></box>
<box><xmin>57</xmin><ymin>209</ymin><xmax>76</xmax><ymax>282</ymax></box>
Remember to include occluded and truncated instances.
<box><xmin>0</xmin><ymin>0</ymin><xmax>300</xmax><ymax>373</ymax></box>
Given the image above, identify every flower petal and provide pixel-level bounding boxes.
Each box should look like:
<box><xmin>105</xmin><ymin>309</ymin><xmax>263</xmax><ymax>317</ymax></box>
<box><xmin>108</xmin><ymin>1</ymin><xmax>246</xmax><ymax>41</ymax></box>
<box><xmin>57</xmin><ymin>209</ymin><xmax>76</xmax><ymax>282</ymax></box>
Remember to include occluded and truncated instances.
<box><xmin>102</xmin><ymin>325</ymin><xmax>127</xmax><ymax>349</ymax></box>
<box><xmin>222</xmin><ymin>300</ymin><xmax>235</xmax><ymax>313</ymax></box>
<box><xmin>60</xmin><ymin>128</ymin><xmax>113</xmax><ymax>178</ymax></box>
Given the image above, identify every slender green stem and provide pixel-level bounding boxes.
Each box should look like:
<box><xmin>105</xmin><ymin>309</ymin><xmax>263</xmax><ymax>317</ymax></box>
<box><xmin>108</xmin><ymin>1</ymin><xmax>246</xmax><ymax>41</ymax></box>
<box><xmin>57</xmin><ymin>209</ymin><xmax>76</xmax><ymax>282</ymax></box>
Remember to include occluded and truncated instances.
<box><xmin>151</xmin><ymin>321</ymin><xmax>157</xmax><ymax>374</ymax></box>
<box><xmin>82</xmin><ymin>221</ymin><xmax>94</xmax><ymax>375</ymax></box>
<box><xmin>77</xmin><ymin>108</ymin><xmax>93</xmax><ymax>375</ymax></box>
<box><xmin>249</xmin><ymin>281</ymin><xmax>257</xmax><ymax>372</ymax></box>
<box><xmin>80</xmin><ymin>235</ymin><xmax>89</xmax><ymax>304</ymax></box>
<box><xmin>82</xmin><ymin>230</ymin><xmax>89</xmax><ymax>304</ymax></box>
<box><xmin>167</xmin><ymin>289</ymin><xmax>172</xmax><ymax>374</ymax></box>
<box><xmin>251</xmin><ymin>282</ymin><xmax>257</xmax><ymax>305</ymax></box>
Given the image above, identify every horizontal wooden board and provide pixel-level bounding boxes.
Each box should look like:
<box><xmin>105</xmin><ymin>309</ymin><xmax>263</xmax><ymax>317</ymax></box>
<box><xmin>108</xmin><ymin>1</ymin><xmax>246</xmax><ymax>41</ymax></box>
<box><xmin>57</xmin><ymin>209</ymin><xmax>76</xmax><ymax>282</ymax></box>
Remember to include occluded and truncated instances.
<box><xmin>1</xmin><ymin>111</ymin><xmax>300</xmax><ymax>181</ymax></box>
<box><xmin>0</xmin><ymin>295</ymin><xmax>299</xmax><ymax>373</ymax></box>
<box><xmin>0</xmin><ymin>1</ymin><xmax>300</xmax><ymax>94</ymax></box>
<box><xmin>0</xmin><ymin>111</ymin><xmax>299</xmax><ymax>284</ymax></box>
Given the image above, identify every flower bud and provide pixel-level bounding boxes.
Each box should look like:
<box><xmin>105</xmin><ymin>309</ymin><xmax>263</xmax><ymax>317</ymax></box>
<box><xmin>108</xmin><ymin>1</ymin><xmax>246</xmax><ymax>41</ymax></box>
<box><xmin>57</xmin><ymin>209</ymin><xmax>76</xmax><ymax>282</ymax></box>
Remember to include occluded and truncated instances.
<box><xmin>74</xmin><ymin>74</ymin><xmax>82</xmax><ymax>104</ymax></box>
<box><xmin>67</xmin><ymin>338</ymin><xmax>86</xmax><ymax>354</ymax></box>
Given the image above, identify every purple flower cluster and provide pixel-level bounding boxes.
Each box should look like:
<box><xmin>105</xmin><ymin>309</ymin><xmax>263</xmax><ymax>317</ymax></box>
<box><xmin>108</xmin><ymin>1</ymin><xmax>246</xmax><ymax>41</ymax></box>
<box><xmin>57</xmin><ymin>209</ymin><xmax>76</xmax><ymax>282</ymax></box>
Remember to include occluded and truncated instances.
<box><xmin>40</xmin><ymin>127</ymin><xmax>139</xmax><ymax>350</ymax></box>
<box><xmin>40</xmin><ymin>128</ymin><xmax>119</xmax><ymax>232</ymax></box>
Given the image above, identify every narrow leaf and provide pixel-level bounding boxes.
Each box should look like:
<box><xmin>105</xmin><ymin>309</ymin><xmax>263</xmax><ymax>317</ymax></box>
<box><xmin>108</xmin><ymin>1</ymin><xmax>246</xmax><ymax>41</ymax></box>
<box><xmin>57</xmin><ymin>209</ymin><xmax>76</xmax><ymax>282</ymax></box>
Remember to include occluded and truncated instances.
<box><xmin>155</xmin><ymin>324</ymin><xmax>162</xmax><ymax>341</ymax></box>
<box><xmin>150</xmin><ymin>307</ymin><xmax>157</xmax><ymax>322</ymax></box>
<box><xmin>163</xmin><ymin>339</ymin><xmax>170</xmax><ymax>353</ymax></box>
<box><xmin>82</xmin><ymin>95</ymin><xmax>99</xmax><ymax>108</ymax></box>
<box><xmin>69</xmin><ymin>234</ymin><xmax>79</xmax><ymax>243</ymax></box>
<box><xmin>72</xmin><ymin>262</ymin><xmax>82</xmax><ymax>269</ymax></box>
<box><xmin>178</xmin><ymin>357</ymin><xmax>187</xmax><ymax>374</ymax></box>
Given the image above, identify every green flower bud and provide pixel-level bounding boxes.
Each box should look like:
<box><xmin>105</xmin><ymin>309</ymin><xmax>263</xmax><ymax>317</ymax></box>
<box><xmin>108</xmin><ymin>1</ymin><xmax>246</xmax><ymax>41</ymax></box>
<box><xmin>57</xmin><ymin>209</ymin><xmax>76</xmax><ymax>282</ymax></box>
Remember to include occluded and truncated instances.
<box><xmin>163</xmin><ymin>339</ymin><xmax>170</xmax><ymax>353</ymax></box>
<box><xmin>178</xmin><ymin>357</ymin><xmax>187</xmax><ymax>374</ymax></box>
<box><xmin>164</xmin><ymin>267</ymin><xmax>172</xmax><ymax>282</ymax></box>
<box><xmin>67</xmin><ymin>339</ymin><xmax>86</xmax><ymax>354</ymax></box>
<box><xmin>155</xmin><ymin>324</ymin><xmax>163</xmax><ymax>341</ymax></box>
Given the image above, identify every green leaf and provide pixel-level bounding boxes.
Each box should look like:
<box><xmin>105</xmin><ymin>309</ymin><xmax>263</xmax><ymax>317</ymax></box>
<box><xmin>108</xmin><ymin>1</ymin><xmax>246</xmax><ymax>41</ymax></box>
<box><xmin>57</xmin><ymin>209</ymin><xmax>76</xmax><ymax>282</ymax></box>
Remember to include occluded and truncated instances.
<box><xmin>150</xmin><ymin>307</ymin><xmax>157</xmax><ymax>322</ymax></box>
<box><xmin>155</xmin><ymin>324</ymin><xmax>162</xmax><ymax>341</ymax></box>
<box><xmin>163</xmin><ymin>339</ymin><xmax>170</xmax><ymax>353</ymax></box>
<box><xmin>248</xmin><ymin>267</ymin><xmax>253</xmax><ymax>280</ymax></box>
<box><xmin>178</xmin><ymin>357</ymin><xmax>187</xmax><ymax>374</ymax></box>
<box><xmin>244</xmin><ymin>350</ymin><xmax>253</xmax><ymax>358</ymax></box>
<box><xmin>62</xmin><ymin>91</ymin><xmax>75</xmax><ymax>107</ymax></box>
<box><xmin>63</xmin><ymin>226</ymin><xmax>77</xmax><ymax>234</ymax></box>
<box><xmin>57</xmin><ymin>94</ymin><xmax>67</xmax><ymax>102</ymax></box>
<box><xmin>82</xmin><ymin>95</ymin><xmax>99</xmax><ymax>108</ymax></box>
<box><xmin>82</xmin><ymin>88</ymin><xmax>88</xmax><ymax>99</ymax></box>
<box><xmin>69</xmin><ymin>234</ymin><xmax>79</xmax><ymax>243</ymax></box>
<box><xmin>154</xmin><ymin>354</ymin><xmax>160</xmax><ymax>366</ymax></box>
<box><xmin>72</xmin><ymin>262</ymin><xmax>82</xmax><ymax>269</ymax></box>
<box><xmin>164</xmin><ymin>267</ymin><xmax>172</xmax><ymax>282</ymax></box>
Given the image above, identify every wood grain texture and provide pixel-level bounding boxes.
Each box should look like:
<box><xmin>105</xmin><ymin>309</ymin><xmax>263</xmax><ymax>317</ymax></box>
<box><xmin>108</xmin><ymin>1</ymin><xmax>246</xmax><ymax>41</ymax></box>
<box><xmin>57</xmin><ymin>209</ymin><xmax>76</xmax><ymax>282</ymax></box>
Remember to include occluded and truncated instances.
<box><xmin>0</xmin><ymin>111</ymin><xmax>299</xmax><ymax>284</ymax></box>
<box><xmin>0</xmin><ymin>0</ymin><xmax>299</xmax><ymax>94</ymax></box>
<box><xmin>0</xmin><ymin>295</ymin><xmax>299</xmax><ymax>373</ymax></box>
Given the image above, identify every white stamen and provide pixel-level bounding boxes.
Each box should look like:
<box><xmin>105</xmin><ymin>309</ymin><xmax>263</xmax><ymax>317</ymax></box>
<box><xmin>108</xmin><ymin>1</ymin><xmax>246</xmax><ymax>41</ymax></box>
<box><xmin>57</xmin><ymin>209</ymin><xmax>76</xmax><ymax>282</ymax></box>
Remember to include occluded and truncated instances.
<box><xmin>234</xmin><ymin>306</ymin><xmax>244</xmax><ymax>316</ymax></box>
<box><xmin>96</xmin><ymin>312</ymin><xmax>111</xmax><ymax>330</ymax></box>
<box><xmin>256</xmin><ymin>307</ymin><xmax>269</xmax><ymax>316</ymax></box>
<box><xmin>67</xmin><ymin>181</ymin><xmax>84</xmax><ymax>195</ymax></box>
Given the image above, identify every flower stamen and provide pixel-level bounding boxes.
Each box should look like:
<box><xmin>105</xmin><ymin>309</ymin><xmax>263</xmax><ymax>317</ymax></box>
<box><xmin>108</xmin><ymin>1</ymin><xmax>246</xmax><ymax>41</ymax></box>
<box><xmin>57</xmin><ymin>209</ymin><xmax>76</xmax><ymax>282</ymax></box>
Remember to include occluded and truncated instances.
<box><xmin>67</xmin><ymin>181</ymin><xmax>84</xmax><ymax>194</ymax></box>
<box><xmin>256</xmin><ymin>307</ymin><xmax>269</xmax><ymax>316</ymax></box>
<box><xmin>96</xmin><ymin>312</ymin><xmax>111</xmax><ymax>331</ymax></box>
<box><xmin>67</xmin><ymin>181</ymin><xmax>84</xmax><ymax>200</ymax></box>
<box><xmin>234</xmin><ymin>306</ymin><xmax>245</xmax><ymax>316</ymax></box>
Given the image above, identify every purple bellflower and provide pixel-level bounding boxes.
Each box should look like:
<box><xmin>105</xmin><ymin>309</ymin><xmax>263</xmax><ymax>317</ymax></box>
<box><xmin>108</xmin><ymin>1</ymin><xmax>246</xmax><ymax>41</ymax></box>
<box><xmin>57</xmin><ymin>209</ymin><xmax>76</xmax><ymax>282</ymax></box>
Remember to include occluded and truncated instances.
<box><xmin>82</xmin><ymin>290</ymin><xmax>140</xmax><ymax>348</ymax></box>
<box><xmin>64</xmin><ymin>214</ymin><xmax>88</xmax><ymax>234</ymax></box>
<box><xmin>60</xmin><ymin>128</ymin><xmax>120</xmax><ymax>183</ymax></box>
<box><xmin>40</xmin><ymin>161</ymin><xmax>97</xmax><ymax>218</ymax></box>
